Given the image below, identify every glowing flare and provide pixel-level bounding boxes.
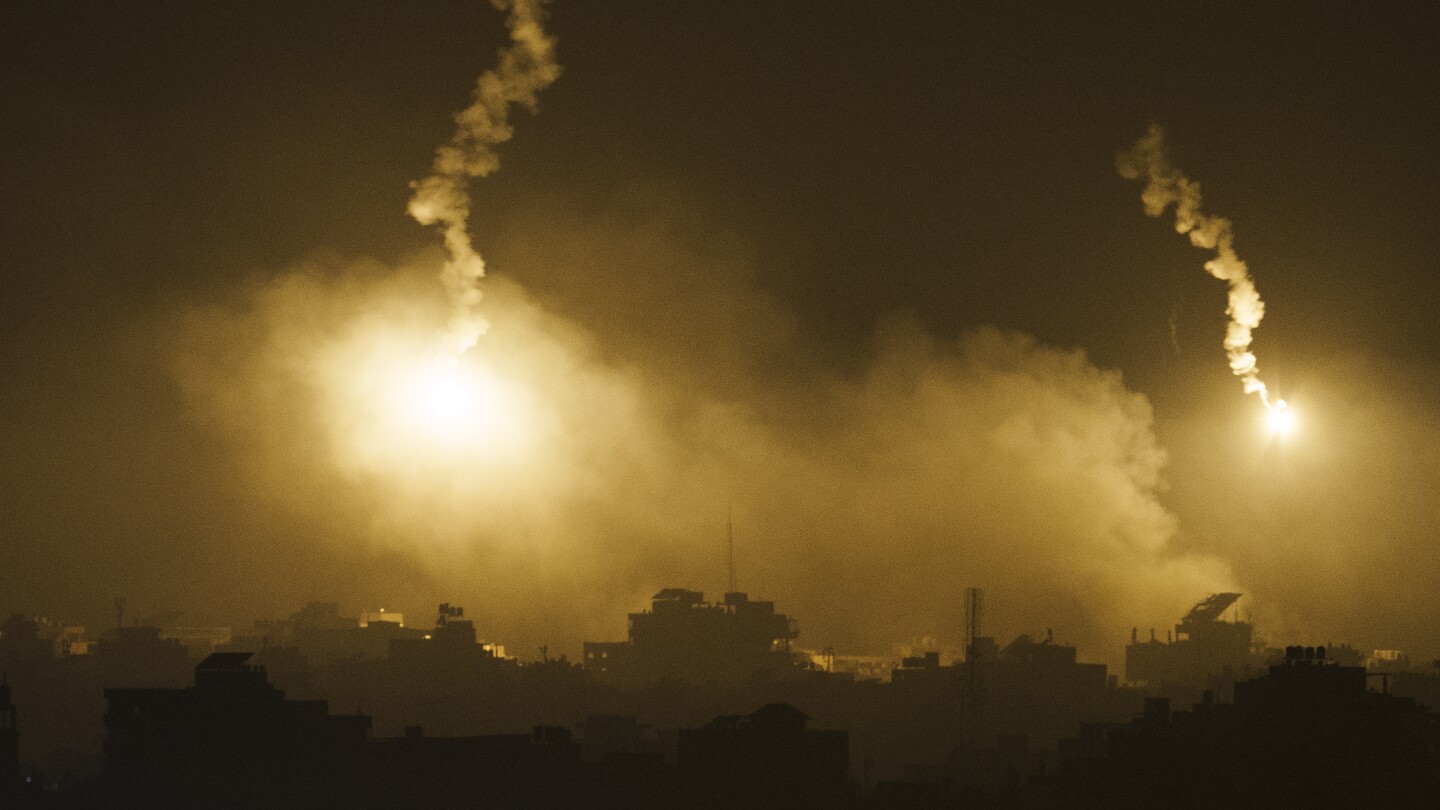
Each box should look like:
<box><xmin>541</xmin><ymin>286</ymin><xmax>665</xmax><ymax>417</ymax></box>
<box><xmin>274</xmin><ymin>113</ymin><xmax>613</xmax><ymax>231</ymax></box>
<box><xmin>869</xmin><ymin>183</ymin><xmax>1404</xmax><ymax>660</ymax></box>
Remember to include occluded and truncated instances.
<box><xmin>418</xmin><ymin>366</ymin><xmax>472</xmax><ymax>426</ymax></box>
<box><xmin>1265</xmin><ymin>399</ymin><xmax>1297</xmax><ymax>437</ymax></box>
<box><xmin>357</xmin><ymin>352</ymin><xmax>534</xmax><ymax>461</ymax></box>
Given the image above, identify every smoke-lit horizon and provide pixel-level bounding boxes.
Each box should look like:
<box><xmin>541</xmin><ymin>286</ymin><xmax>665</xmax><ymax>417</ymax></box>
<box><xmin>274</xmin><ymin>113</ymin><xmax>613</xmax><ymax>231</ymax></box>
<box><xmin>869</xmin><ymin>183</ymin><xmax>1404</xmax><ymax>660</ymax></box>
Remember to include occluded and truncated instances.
<box><xmin>162</xmin><ymin>236</ymin><xmax>1232</xmax><ymax>665</ymax></box>
<box><xmin>4</xmin><ymin>2</ymin><xmax>1440</xmax><ymax>674</ymax></box>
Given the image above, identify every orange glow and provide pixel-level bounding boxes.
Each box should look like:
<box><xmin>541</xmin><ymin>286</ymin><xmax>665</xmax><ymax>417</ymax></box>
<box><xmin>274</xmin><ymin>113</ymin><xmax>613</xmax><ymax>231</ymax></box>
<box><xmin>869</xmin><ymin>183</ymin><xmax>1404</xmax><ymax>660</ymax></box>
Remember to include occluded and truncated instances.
<box><xmin>377</xmin><ymin>354</ymin><xmax>533</xmax><ymax>461</ymax></box>
<box><xmin>1265</xmin><ymin>399</ymin><xmax>1297</xmax><ymax>438</ymax></box>
<box><xmin>312</xmin><ymin>321</ymin><xmax>540</xmax><ymax>474</ymax></box>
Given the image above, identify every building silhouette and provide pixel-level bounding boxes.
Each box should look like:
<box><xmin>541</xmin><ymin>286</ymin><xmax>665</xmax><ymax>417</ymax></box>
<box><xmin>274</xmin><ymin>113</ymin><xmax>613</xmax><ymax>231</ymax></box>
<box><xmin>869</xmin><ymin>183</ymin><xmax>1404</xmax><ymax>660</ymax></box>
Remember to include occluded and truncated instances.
<box><xmin>95</xmin><ymin>624</ymin><xmax>193</xmax><ymax>688</ymax></box>
<box><xmin>103</xmin><ymin>651</ymin><xmax>371</xmax><ymax>808</ymax></box>
<box><xmin>883</xmin><ymin>629</ymin><xmax>1128</xmax><ymax>792</ymax></box>
<box><xmin>1052</xmin><ymin>644</ymin><xmax>1440</xmax><ymax>808</ymax></box>
<box><xmin>99</xmin><ymin>655</ymin><xmax>847</xmax><ymax>810</ymax></box>
<box><xmin>0</xmin><ymin>616</ymin><xmax>53</xmax><ymax>665</ymax></box>
<box><xmin>678</xmin><ymin>702</ymin><xmax>849</xmax><ymax>808</ymax></box>
<box><xmin>0</xmin><ymin>677</ymin><xmax>18</xmax><ymax>790</ymax></box>
<box><xmin>8</xmin><ymin>587</ymin><xmax>1440</xmax><ymax>805</ymax></box>
<box><xmin>584</xmin><ymin>589</ymin><xmax>799</xmax><ymax>687</ymax></box>
<box><xmin>388</xmin><ymin>602</ymin><xmax>509</xmax><ymax>676</ymax></box>
<box><xmin>360</xmin><ymin>725</ymin><xmax>587</xmax><ymax>809</ymax></box>
<box><xmin>236</xmin><ymin>601</ymin><xmax>426</xmax><ymax>665</ymax></box>
<box><xmin>1125</xmin><ymin>592</ymin><xmax>1258</xmax><ymax>700</ymax></box>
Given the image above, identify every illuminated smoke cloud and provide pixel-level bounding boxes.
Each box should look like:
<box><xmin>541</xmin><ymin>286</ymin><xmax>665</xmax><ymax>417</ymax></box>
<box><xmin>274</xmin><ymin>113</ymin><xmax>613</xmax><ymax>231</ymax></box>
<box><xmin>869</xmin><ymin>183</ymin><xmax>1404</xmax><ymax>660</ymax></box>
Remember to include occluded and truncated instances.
<box><xmin>408</xmin><ymin>0</ymin><xmax>562</xmax><ymax>356</ymax></box>
<box><xmin>168</xmin><ymin>237</ymin><xmax>1236</xmax><ymax>664</ymax></box>
<box><xmin>1117</xmin><ymin>125</ymin><xmax>1275</xmax><ymax>407</ymax></box>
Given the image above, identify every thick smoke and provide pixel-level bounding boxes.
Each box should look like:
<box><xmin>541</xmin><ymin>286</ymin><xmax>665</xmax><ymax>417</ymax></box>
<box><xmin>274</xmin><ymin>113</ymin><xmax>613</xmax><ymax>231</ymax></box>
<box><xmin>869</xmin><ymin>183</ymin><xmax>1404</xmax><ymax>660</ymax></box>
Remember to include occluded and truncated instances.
<box><xmin>407</xmin><ymin>0</ymin><xmax>561</xmax><ymax>356</ymax></box>
<box><xmin>166</xmin><ymin>27</ymin><xmax>1238</xmax><ymax>663</ymax></box>
<box><xmin>1117</xmin><ymin>125</ymin><xmax>1276</xmax><ymax>407</ymax></box>
<box><xmin>168</xmin><ymin>194</ymin><xmax>1234</xmax><ymax>663</ymax></box>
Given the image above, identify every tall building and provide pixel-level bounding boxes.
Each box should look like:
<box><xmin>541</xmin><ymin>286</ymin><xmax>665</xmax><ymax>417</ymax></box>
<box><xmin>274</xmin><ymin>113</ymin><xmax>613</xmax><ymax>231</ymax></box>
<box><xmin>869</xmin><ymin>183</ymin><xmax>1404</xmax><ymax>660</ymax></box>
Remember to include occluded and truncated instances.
<box><xmin>583</xmin><ymin>589</ymin><xmax>799</xmax><ymax>687</ymax></box>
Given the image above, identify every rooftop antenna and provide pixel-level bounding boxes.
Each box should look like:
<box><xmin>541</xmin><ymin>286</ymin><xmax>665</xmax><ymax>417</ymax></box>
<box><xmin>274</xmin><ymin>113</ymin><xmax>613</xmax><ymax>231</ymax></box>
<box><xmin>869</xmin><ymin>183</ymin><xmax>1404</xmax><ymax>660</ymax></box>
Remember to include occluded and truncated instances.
<box><xmin>726</xmin><ymin>507</ymin><xmax>737</xmax><ymax>595</ymax></box>
<box><xmin>964</xmin><ymin>587</ymin><xmax>984</xmax><ymax>658</ymax></box>
<box><xmin>963</xmin><ymin>586</ymin><xmax>985</xmax><ymax>749</ymax></box>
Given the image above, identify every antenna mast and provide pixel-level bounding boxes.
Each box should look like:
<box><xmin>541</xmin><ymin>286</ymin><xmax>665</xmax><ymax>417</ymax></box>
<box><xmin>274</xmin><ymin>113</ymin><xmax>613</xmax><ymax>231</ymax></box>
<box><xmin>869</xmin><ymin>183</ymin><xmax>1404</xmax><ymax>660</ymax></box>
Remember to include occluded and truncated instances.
<box><xmin>963</xmin><ymin>586</ymin><xmax>985</xmax><ymax>749</ymax></box>
<box><xmin>726</xmin><ymin>508</ymin><xmax>737</xmax><ymax>594</ymax></box>
<box><xmin>964</xmin><ymin>587</ymin><xmax>984</xmax><ymax>655</ymax></box>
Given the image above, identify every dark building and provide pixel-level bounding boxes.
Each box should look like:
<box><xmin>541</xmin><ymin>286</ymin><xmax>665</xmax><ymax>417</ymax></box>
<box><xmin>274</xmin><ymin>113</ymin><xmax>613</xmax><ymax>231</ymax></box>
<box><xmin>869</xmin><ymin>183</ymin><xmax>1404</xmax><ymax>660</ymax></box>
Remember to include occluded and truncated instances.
<box><xmin>360</xmin><ymin>725</ymin><xmax>587</xmax><ymax>809</ymax></box>
<box><xmin>1052</xmin><ymin>644</ymin><xmax>1440</xmax><ymax>808</ymax></box>
<box><xmin>1125</xmin><ymin>592</ymin><xmax>1257</xmax><ymax>699</ymax></box>
<box><xmin>388</xmin><ymin>603</ymin><xmax>514</xmax><ymax>687</ymax></box>
<box><xmin>104</xmin><ymin>651</ymin><xmax>371</xmax><ymax>808</ymax></box>
<box><xmin>678</xmin><ymin>703</ymin><xmax>850</xmax><ymax>809</ymax></box>
<box><xmin>583</xmin><ymin>589</ymin><xmax>800</xmax><ymax>687</ymax></box>
<box><xmin>0</xmin><ymin>615</ymin><xmax>54</xmax><ymax>665</ymax></box>
<box><xmin>882</xmin><ymin>630</ymin><xmax>1126</xmax><ymax>790</ymax></box>
<box><xmin>892</xmin><ymin>633</ymin><xmax>1112</xmax><ymax>726</ymax></box>
<box><xmin>95</xmin><ymin>624</ymin><xmax>194</xmax><ymax>688</ymax></box>
<box><xmin>241</xmin><ymin>601</ymin><xmax>426</xmax><ymax>664</ymax></box>
<box><xmin>0</xmin><ymin>677</ymin><xmax>18</xmax><ymax>789</ymax></box>
<box><xmin>1388</xmin><ymin>662</ymin><xmax>1440</xmax><ymax>715</ymax></box>
<box><xmin>894</xmin><ymin>633</ymin><xmax>1106</xmax><ymax>692</ymax></box>
<box><xmin>579</xmin><ymin>714</ymin><xmax>653</xmax><ymax>763</ymax></box>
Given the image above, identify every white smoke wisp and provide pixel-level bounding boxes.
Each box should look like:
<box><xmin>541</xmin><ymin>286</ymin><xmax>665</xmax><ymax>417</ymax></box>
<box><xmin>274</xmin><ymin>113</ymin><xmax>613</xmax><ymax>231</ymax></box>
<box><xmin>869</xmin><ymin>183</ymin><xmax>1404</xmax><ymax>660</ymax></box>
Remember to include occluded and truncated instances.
<box><xmin>1117</xmin><ymin>125</ymin><xmax>1276</xmax><ymax>408</ymax></box>
<box><xmin>408</xmin><ymin>0</ymin><xmax>562</xmax><ymax>356</ymax></box>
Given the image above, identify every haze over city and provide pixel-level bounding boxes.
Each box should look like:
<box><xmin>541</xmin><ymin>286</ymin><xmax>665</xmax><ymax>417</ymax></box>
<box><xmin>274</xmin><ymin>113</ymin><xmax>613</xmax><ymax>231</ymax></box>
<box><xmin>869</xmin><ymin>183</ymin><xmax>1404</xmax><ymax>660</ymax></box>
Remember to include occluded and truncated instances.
<box><xmin>4</xmin><ymin>0</ymin><xmax>1439</xmax><ymax>671</ymax></box>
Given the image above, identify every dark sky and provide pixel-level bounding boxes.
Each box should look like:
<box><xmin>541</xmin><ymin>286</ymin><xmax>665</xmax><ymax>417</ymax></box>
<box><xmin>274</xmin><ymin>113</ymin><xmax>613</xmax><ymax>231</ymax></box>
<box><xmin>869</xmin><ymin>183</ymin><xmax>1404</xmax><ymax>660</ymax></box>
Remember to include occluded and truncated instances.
<box><xmin>2</xmin><ymin>1</ymin><xmax>1438</xmax><ymax>662</ymax></box>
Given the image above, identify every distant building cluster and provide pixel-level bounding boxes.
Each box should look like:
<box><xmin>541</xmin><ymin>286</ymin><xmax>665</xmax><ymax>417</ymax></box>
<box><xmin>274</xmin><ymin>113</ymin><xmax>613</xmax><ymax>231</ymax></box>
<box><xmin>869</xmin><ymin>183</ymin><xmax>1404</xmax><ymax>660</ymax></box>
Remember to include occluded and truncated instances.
<box><xmin>582</xmin><ymin>589</ymin><xmax>796</xmax><ymax>687</ymax></box>
<box><xmin>2</xmin><ymin>589</ymin><xmax>1440</xmax><ymax>806</ymax></box>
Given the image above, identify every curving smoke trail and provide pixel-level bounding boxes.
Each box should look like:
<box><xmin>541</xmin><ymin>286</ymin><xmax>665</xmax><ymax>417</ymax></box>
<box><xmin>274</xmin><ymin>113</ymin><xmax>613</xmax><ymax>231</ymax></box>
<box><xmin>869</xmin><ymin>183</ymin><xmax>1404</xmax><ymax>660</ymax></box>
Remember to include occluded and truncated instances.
<box><xmin>1117</xmin><ymin>125</ymin><xmax>1276</xmax><ymax>408</ymax></box>
<box><xmin>409</xmin><ymin>0</ymin><xmax>561</xmax><ymax>356</ymax></box>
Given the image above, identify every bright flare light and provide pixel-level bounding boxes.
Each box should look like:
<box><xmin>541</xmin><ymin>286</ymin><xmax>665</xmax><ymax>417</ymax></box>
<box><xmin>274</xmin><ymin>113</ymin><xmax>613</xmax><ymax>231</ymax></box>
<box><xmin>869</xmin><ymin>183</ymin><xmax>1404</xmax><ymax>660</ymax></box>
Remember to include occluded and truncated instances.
<box><xmin>417</xmin><ymin>363</ymin><xmax>473</xmax><ymax>426</ymax></box>
<box><xmin>1265</xmin><ymin>399</ymin><xmax>1297</xmax><ymax>438</ymax></box>
<box><xmin>383</xmin><ymin>355</ymin><xmax>532</xmax><ymax>456</ymax></box>
<box><xmin>310</xmin><ymin>312</ymin><xmax>545</xmax><ymax>477</ymax></box>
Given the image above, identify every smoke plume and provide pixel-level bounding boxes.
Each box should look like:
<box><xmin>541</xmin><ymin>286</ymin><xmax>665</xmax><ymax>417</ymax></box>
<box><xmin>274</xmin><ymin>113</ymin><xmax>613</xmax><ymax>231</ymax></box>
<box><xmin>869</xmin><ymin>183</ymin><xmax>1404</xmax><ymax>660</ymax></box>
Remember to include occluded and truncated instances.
<box><xmin>1117</xmin><ymin>125</ymin><xmax>1276</xmax><ymax>407</ymax></box>
<box><xmin>166</xmin><ymin>186</ymin><xmax>1236</xmax><ymax>664</ymax></box>
<box><xmin>407</xmin><ymin>0</ymin><xmax>561</xmax><ymax>356</ymax></box>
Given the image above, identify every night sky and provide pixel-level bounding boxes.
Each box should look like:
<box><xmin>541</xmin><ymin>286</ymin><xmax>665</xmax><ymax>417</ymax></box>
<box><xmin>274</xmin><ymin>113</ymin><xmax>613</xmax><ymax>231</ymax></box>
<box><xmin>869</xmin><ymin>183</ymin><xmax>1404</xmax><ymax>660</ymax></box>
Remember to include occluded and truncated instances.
<box><xmin>3</xmin><ymin>1</ymin><xmax>1438</xmax><ymax>665</ymax></box>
